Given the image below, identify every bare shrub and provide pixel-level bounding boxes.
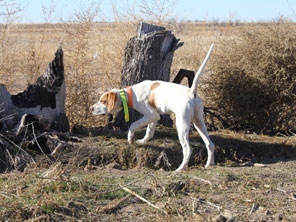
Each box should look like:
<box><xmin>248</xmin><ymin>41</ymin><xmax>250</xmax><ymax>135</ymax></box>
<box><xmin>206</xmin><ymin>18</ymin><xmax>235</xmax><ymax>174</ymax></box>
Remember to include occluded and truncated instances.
<box><xmin>62</xmin><ymin>2</ymin><xmax>103</xmax><ymax>128</ymax></box>
<box><xmin>61</xmin><ymin>1</ymin><xmax>130</xmax><ymax>128</ymax></box>
<box><xmin>202</xmin><ymin>22</ymin><xmax>296</xmax><ymax>134</ymax></box>
<box><xmin>112</xmin><ymin>0</ymin><xmax>176</xmax><ymax>24</ymax></box>
<box><xmin>0</xmin><ymin>0</ymin><xmax>22</xmax><ymax>19</ymax></box>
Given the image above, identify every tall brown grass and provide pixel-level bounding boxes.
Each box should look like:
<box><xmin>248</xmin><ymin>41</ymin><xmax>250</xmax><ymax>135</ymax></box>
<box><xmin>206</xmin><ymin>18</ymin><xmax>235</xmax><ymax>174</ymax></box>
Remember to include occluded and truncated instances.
<box><xmin>0</xmin><ymin>1</ymin><xmax>295</xmax><ymax>134</ymax></box>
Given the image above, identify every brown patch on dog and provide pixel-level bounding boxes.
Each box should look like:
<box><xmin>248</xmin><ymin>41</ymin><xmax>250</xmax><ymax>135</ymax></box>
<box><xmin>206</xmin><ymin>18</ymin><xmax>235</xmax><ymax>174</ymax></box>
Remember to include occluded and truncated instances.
<box><xmin>100</xmin><ymin>92</ymin><xmax>117</xmax><ymax>113</ymax></box>
<box><xmin>149</xmin><ymin>82</ymin><xmax>160</xmax><ymax>109</ymax></box>
<box><xmin>107</xmin><ymin>92</ymin><xmax>117</xmax><ymax>112</ymax></box>
<box><xmin>100</xmin><ymin>93</ymin><xmax>108</xmax><ymax>105</ymax></box>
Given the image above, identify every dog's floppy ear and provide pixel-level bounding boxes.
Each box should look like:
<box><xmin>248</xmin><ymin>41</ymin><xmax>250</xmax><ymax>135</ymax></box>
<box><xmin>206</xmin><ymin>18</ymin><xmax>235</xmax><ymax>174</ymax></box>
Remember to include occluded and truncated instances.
<box><xmin>107</xmin><ymin>92</ymin><xmax>117</xmax><ymax>113</ymax></box>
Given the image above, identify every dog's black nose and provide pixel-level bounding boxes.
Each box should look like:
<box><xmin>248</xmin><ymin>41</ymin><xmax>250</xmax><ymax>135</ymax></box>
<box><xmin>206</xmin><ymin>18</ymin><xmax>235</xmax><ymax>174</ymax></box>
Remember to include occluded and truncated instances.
<box><xmin>90</xmin><ymin>106</ymin><xmax>94</xmax><ymax>112</ymax></box>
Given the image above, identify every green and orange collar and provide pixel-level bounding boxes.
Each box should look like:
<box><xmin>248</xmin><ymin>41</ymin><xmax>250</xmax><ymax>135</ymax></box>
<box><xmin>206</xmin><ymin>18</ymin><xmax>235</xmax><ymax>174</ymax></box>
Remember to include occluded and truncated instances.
<box><xmin>119</xmin><ymin>87</ymin><xmax>133</xmax><ymax>122</ymax></box>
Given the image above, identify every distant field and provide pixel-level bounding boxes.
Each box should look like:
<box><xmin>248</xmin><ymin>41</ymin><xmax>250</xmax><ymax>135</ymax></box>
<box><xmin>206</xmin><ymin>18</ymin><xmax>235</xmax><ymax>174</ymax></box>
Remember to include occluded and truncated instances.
<box><xmin>0</xmin><ymin>22</ymin><xmax>229</xmax><ymax>92</ymax></box>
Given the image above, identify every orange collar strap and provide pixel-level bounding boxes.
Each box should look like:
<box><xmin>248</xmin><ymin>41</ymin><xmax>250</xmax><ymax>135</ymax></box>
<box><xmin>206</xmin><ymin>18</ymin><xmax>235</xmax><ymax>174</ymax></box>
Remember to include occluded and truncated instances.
<box><xmin>126</xmin><ymin>86</ymin><xmax>133</xmax><ymax>108</ymax></box>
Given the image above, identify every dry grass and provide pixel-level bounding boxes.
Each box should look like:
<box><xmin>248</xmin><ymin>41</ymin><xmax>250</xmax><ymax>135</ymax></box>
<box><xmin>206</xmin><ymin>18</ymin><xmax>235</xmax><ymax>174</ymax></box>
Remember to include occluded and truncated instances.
<box><xmin>202</xmin><ymin>22</ymin><xmax>296</xmax><ymax>134</ymax></box>
<box><xmin>1</xmin><ymin>18</ymin><xmax>295</xmax><ymax>135</ymax></box>
<box><xmin>0</xmin><ymin>128</ymin><xmax>295</xmax><ymax>221</ymax></box>
<box><xmin>0</xmin><ymin>21</ymin><xmax>221</xmax><ymax>129</ymax></box>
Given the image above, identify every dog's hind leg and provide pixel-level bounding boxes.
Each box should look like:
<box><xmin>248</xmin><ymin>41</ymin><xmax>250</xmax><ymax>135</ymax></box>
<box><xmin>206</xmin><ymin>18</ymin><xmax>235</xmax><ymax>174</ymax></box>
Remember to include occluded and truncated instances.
<box><xmin>175</xmin><ymin>115</ymin><xmax>192</xmax><ymax>172</ymax></box>
<box><xmin>193</xmin><ymin>105</ymin><xmax>215</xmax><ymax>168</ymax></box>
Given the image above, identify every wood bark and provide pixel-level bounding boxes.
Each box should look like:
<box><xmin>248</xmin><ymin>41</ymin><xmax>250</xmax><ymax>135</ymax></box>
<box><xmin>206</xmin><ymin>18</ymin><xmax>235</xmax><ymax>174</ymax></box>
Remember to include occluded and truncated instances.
<box><xmin>0</xmin><ymin>48</ymin><xmax>69</xmax><ymax>132</ymax></box>
<box><xmin>111</xmin><ymin>22</ymin><xmax>183</xmax><ymax>130</ymax></box>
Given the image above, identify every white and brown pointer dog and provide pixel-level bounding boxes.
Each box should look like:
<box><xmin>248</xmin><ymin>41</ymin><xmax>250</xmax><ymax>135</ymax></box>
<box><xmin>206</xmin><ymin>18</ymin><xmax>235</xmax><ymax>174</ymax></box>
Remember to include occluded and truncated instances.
<box><xmin>91</xmin><ymin>44</ymin><xmax>214</xmax><ymax>171</ymax></box>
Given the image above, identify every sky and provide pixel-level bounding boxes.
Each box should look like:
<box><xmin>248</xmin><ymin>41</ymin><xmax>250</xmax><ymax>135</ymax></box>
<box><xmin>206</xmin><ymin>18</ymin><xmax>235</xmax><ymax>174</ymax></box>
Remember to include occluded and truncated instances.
<box><xmin>18</xmin><ymin>0</ymin><xmax>296</xmax><ymax>23</ymax></box>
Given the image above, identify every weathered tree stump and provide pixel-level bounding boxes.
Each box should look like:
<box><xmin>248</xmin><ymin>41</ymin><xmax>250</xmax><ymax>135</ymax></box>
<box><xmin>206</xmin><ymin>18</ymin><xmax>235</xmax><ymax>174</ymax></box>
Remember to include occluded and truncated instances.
<box><xmin>0</xmin><ymin>48</ymin><xmax>69</xmax><ymax>132</ymax></box>
<box><xmin>111</xmin><ymin>22</ymin><xmax>183</xmax><ymax>130</ymax></box>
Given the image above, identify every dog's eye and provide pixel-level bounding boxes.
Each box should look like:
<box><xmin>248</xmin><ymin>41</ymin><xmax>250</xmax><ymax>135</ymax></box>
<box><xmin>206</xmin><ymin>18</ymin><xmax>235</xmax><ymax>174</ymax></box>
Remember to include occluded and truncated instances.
<box><xmin>101</xmin><ymin>100</ymin><xmax>107</xmax><ymax>105</ymax></box>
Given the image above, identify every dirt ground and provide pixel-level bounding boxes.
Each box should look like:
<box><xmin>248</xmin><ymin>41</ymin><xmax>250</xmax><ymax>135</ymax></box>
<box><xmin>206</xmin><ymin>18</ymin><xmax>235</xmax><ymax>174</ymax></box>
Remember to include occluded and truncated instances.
<box><xmin>87</xmin><ymin>159</ymin><xmax>296</xmax><ymax>222</ymax></box>
<box><xmin>0</xmin><ymin>128</ymin><xmax>295</xmax><ymax>222</ymax></box>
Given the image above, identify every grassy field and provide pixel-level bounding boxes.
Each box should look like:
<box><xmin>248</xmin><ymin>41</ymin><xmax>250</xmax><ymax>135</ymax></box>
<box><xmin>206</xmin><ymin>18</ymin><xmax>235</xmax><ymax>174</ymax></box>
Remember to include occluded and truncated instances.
<box><xmin>0</xmin><ymin>127</ymin><xmax>295</xmax><ymax>221</ymax></box>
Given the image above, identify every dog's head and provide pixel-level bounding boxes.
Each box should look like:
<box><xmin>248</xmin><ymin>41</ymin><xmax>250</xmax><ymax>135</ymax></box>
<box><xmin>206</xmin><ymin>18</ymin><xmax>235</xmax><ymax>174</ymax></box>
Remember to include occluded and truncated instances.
<box><xmin>90</xmin><ymin>90</ymin><xmax>121</xmax><ymax>115</ymax></box>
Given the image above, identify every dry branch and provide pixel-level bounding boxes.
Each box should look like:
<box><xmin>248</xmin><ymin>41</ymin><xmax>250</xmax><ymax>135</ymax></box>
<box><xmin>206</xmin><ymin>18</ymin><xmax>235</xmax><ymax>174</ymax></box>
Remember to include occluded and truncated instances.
<box><xmin>99</xmin><ymin>173</ymin><xmax>153</xmax><ymax>194</ymax></box>
<box><xmin>189</xmin><ymin>175</ymin><xmax>213</xmax><ymax>187</ymax></box>
<box><xmin>96</xmin><ymin>195</ymin><xmax>132</xmax><ymax>214</ymax></box>
<box><xmin>0</xmin><ymin>133</ymin><xmax>36</xmax><ymax>166</ymax></box>
<box><xmin>120</xmin><ymin>185</ymin><xmax>167</xmax><ymax>214</ymax></box>
<box><xmin>197</xmin><ymin>198</ymin><xmax>222</xmax><ymax>211</ymax></box>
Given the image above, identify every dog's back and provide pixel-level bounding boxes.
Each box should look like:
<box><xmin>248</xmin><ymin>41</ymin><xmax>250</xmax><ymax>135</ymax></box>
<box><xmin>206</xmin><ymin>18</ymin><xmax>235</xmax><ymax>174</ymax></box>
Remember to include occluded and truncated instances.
<box><xmin>132</xmin><ymin>80</ymin><xmax>202</xmax><ymax>115</ymax></box>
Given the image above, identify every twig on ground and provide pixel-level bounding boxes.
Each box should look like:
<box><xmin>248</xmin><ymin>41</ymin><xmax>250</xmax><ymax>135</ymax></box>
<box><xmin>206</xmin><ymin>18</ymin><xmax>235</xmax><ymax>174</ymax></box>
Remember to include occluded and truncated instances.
<box><xmin>31</xmin><ymin>124</ymin><xmax>51</xmax><ymax>162</ymax></box>
<box><xmin>0</xmin><ymin>133</ymin><xmax>37</xmax><ymax>167</ymax></box>
<box><xmin>96</xmin><ymin>194</ymin><xmax>132</xmax><ymax>213</ymax></box>
<box><xmin>54</xmin><ymin>212</ymin><xmax>74</xmax><ymax>220</ymax></box>
<box><xmin>189</xmin><ymin>175</ymin><xmax>213</xmax><ymax>187</ymax></box>
<box><xmin>191</xmin><ymin>198</ymin><xmax>196</xmax><ymax>216</ymax></box>
<box><xmin>197</xmin><ymin>198</ymin><xmax>222</xmax><ymax>211</ymax></box>
<box><xmin>3</xmin><ymin>145</ymin><xmax>16</xmax><ymax>169</ymax></box>
<box><xmin>24</xmin><ymin>215</ymin><xmax>48</xmax><ymax>222</ymax></box>
<box><xmin>249</xmin><ymin>203</ymin><xmax>258</xmax><ymax>216</ymax></box>
<box><xmin>120</xmin><ymin>185</ymin><xmax>167</xmax><ymax>214</ymax></box>
<box><xmin>98</xmin><ymin>172</ymin><xmax>154</xmax><ymax>194</ymax></box>
<box><xmin>276</xmin><ymin>188</ymin><xmax>287</xmax><ymax>193</ymax></box>
<box><xmin>276</xmin><ymin>188</ymin><xmax>296</xmax><ymax>201</ymax></box>
<box><xmin>0</xmin><ymin>192</ymin><xmax>11</xmax><ymax>199</ymax></box>
<box><xmin>150</xmin><ymin>173</ymin><xmax>166</xmax><ymax>193</ymax></box>
<box><xmin>19</xmin><ymin>122</ymin><xmax>29</xmax><ymax>147</ymax></box>
<box><xmin>0</xmin><ymin>191</ymin><xmax>19</xmax><ymax>199</ymax></box>
<box><xmin>177</xmin><ymin>211</ymin><xmax>185</xmax><ymax>221</ymax></box>
<box><xmin>154</xmin><ymin>150</ymin><xmax>172</xmax><ymax>170</ymax></box>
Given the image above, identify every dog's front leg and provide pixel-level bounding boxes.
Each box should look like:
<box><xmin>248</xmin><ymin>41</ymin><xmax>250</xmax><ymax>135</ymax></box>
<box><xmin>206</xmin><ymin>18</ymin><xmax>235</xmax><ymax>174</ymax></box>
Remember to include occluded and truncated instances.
<box><xmin>136</xmin><ymin>121</ymin><xmax>158</xmax><ymax>144</ymax></box>
<box><xmin>128</xmin><ymin>114</ymin><xmax>159</xmax><ymax>144</ymax></box>
<box><xmin>128</xmin><ymin>129</ymin><xmax>135</xmax><ymax>144</ymax></box>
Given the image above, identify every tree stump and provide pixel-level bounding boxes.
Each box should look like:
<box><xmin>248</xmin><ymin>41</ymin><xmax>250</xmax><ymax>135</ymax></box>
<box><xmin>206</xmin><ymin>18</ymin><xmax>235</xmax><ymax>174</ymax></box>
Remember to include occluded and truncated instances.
<box><xmin>111</xmin><ymin>22</ymin><xmax>183</xmax><ymax>130</ymax></box>
<box><xmin>0</xmin><ymin>48</ymin><xmax>69</xmax><ymax>132</ymax></box>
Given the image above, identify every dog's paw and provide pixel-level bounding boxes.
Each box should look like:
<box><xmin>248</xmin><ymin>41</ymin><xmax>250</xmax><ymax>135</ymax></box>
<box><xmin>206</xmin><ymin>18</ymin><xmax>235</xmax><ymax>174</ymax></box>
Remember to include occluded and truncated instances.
<box><xmin>127</xmin><ymin>131</ymin><xmax>134</xmax><ymax>144</ymax></box>
<box><xmin>204</xmin><ymin>162</ymin><xmax>215</xmax><ymax>169</ymax></box>
<box><xmin>128</xmin><ymin>138</ymin><xmax>134</xmax><ymax>144</ymax></box>
<box><xmin>136</xmin><ymin>139</ymin><xmax>146</xmax><ymax>145</ymax></box>
<box><xmin>175</xmin><ymin>166</ymin><xmax>187</xmax><ymax>172</ymax></box>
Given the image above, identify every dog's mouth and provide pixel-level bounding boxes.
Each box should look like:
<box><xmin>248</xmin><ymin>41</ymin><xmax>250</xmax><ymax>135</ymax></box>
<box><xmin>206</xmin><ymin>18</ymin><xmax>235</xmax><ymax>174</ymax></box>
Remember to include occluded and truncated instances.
<box><xmin>92</xmin><ymin>111</ymin><xmax>107</xmax><ymax>116</ymax></box>
<box><xmin>91</xmin><ymin>105</ymin><xmax>108</xmax><ymax>116</ymax></box>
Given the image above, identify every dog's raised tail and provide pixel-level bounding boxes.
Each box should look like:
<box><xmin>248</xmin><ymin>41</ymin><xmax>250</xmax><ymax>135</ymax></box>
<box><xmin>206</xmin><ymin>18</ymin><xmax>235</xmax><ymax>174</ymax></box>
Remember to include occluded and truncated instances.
<box><xmin>189</xmin><ymin>44</ymin><xmax>214</xmax><ymax>97</ymax></box>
